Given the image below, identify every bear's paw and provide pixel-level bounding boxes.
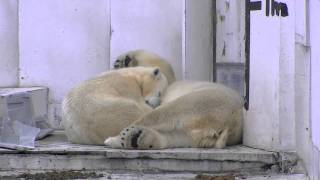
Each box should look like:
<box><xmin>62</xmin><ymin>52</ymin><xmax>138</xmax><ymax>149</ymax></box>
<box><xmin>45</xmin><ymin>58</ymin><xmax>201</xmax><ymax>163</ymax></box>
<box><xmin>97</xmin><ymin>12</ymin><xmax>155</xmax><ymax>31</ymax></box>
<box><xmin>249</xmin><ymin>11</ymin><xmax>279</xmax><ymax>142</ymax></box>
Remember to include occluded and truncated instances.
<box><xmin>105</xmin><ymin>126</ymin><xmax>165</xmax><ymax>149</ymax></box>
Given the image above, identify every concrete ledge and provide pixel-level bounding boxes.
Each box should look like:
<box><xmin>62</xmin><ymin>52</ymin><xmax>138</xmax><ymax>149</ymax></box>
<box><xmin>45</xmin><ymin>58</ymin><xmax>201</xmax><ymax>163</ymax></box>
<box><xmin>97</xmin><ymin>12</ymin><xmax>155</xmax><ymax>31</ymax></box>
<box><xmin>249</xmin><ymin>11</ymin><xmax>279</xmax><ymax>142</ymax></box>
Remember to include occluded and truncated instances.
<box><xmin>0</xmin><ymin>154</ymin><xmax>268</xmax><ymax>173</ymax></box>
<box><xmin>0</xmin><ymin>131</ymin><xmax>297</xmax><ymax>174</ymax></box>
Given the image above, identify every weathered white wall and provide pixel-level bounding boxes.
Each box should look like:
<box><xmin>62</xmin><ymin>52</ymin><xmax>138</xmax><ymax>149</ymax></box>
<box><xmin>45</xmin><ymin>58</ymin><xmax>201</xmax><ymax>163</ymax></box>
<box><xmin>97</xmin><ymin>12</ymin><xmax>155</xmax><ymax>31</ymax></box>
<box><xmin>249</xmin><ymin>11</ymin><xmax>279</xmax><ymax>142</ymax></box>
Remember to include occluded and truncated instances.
<box><xmin>294</xmin><ymin>0</ymin><xmax>313</xmax><ymax>178</ymax></box>
<box><xmin>295</xmin><ymin>0</ymin><xmax>308</xmax><ymax>45</ymax></box>
<box><xmin>294</xmin><ymin>0</ymin><xmax>320</xmax><ymax>179</ymax></box>
<box><xmin>216</xmin><ymin>0</ymin><xmax>245</xmax><ymax>63</ymax></box>
<box><xmin>16</xmin><ymin>0</ymin><xmax>215</xmax><ymax>128</ymax></box>
<box><xmin>244</xmin><ymin>0</ymin><xmax>296</xmax><ymax>151</ymax></box>
<box><xmin>110</xmin><ymin>0</ymin><xmax>184</xmax><ymax>80</ymax></box>
<box><xmin>215</xmin><ymin>0</ymin><xmax>245</xmax><ymax>96</ymax></box>
<box><xmin>0</xmin><ymin>1</ymin><xmax>19</xmax><ymax>87</ymax></box>
<box><xmin>278</xmin><ymin>0</ymin><xmax>296</xmax><ymax>150</ymax></box>
<box><xmin>310</xmin><ymin>0</ymin><xmax>320</xmax><ymax>179</ymax></box>
<box><xmin>19</xmin><ymin>0</ymin><xmax>111</xmax><ymax>128</ymax></box>
<box><xmin>310</xmin><ymin>0</ymin><xmax>320</xmax><ymax>152</ymax></box>
<box><xmin>295</xmin><ymin>43</ymin><xmax>312</xmax><ymax>178</ymax></box>
<box><xmin>244</xmin><ymin>2</ymin><xmax>280</xmax><ymax>150</ymax></box>
<box><xmin>110</xmin><ymin>0</ymin><xmax>215</xmax><ymax>81</ymax></box>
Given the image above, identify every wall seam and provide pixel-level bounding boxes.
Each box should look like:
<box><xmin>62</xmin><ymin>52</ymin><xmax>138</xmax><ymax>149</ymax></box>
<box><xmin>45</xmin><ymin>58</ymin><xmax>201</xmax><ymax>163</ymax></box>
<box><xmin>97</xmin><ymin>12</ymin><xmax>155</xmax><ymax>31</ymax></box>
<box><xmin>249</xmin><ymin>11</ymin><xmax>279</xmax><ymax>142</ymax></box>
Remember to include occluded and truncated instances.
<box><xmin>17</xmin><ymin>0</ymin><xmax>21</xmax><ymax>87</ymax></box>
<box><xmin>182</xmin><ymin>0</ymin><xmax>186</xmax><ymax>80</ymax></box>
<box><xmin>108</xmin><ymin>0</ymin><xmax>112</xmax><ymax>70</ymax></box>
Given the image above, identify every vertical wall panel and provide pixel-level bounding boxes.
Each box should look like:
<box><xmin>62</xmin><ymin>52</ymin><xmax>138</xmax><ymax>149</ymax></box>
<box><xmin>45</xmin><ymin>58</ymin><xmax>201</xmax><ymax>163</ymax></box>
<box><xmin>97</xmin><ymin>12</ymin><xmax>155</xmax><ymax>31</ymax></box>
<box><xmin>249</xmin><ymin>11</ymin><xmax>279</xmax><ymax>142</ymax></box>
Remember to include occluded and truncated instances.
<box><xmin>244</xmin><ymin>0</ymin><xmax>281</xmax><ymax>150</ymax></box>
<box><xmin>279</xmin><ymin>1</ymin><xmax>296</xmax><ymax>150</ymax></box>
<box><xmin>185</xmin><ymin>0</ymin><xmax>213</xmax><ymax>81</ymax></box>
<box><xmin>0</xmin><ymin>0</ymin><xmax>19</xmax><ymax>87</ymax></box>
<box><xmin>215</xmin><ymin>0</ymin><xmax>246</xmax><ymax>95</ymax></box>
<box><xmin>19</xmin><ymin>0</ymin><xmax>110</xmax><ymax>128</ymax></box>
<box><xmin>310</xmin><ymin>0</ymin><xmax>320</xmax><ymax>178</ymax></box>
<box><xmin>295</xmin><ymin>0</ymin><xmax>308</xmax><ymax>45</ymax></box>
<box><xmin>244</xmin><ymin>0</ymin><xmax>296</xmax><ymax>151</ymax></box>
<box><xmin>295</xmin><ymin>43</ymin><xmax>312</xmax><ymax>178</ymax></box>
<box><xmin>110</xmin><ymin>0</ymin><xmax>183</xmax><ymax>80</ymax></box>
<box><xmin>216</xmin><ymin>0</ymin><xmax>245</xmax><ymax>63</ymax></box>
<box><xmin>310</xmin><ymin>0</ymin><xmax>320</xmax><ymax>152</ymax></box>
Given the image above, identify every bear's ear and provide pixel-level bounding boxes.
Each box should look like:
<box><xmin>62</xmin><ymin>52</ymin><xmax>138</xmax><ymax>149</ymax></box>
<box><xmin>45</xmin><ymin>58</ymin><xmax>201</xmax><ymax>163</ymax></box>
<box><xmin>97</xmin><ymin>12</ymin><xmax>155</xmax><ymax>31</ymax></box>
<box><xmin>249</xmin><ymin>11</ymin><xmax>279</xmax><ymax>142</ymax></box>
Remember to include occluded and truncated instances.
<box><xmin>152</xmin><ymin>68</ymin><xmax>160</xmax><ymax>79</ymax></box>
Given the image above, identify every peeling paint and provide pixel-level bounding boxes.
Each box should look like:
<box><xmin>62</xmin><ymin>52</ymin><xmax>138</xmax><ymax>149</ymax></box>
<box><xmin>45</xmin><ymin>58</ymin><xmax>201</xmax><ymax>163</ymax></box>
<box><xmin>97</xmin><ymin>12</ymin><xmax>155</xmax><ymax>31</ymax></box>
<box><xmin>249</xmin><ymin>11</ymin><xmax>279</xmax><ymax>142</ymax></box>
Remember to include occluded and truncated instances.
<box><xmin>220</xmin><ymin>15</ymin><xmax>225</xmax><ymax>21</ymax></box>
<box><xmin>222</xmin><ymin>42</ymin><xmax>226</xmax><ymax>56</ymax></box>
<box><xmin>226</xmin><ymin>1</ymin><xmax>230</xmax><ymax>10</ymax></box>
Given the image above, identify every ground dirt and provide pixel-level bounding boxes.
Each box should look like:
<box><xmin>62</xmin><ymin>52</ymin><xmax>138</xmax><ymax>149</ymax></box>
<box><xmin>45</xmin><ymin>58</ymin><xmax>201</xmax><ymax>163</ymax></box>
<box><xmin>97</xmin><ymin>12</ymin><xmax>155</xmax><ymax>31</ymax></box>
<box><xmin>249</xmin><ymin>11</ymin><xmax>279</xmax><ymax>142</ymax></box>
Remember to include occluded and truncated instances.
<box><xmin>11</xmin><ymin>170</ymin><xmax>104</xmax><ymax>180</ymax></box>
<box><xmin>195</xmin><ymin>174</ymin><xmax>236</xmax><ymax>180</ymax></box>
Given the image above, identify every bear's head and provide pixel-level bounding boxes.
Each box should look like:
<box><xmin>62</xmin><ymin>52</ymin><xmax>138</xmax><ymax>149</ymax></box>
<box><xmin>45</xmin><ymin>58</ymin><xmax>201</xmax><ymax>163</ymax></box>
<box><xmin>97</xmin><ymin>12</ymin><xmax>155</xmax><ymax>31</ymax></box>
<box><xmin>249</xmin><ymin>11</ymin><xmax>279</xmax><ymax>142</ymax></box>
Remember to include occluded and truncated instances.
<box><xmin>141</xmin><ymin>67</ymin><xmax>168</xmax><ymax>108</ymax></box>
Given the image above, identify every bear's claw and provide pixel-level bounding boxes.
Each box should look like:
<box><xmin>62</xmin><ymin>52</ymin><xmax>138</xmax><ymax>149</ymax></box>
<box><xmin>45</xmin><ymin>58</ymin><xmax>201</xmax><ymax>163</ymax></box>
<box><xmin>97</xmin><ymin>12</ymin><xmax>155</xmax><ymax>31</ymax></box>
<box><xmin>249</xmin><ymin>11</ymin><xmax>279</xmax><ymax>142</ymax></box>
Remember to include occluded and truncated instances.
<box><xmin>105</xmin><ymin>125</ymin><xmax>163</xmax><ymax>149</ymax></box>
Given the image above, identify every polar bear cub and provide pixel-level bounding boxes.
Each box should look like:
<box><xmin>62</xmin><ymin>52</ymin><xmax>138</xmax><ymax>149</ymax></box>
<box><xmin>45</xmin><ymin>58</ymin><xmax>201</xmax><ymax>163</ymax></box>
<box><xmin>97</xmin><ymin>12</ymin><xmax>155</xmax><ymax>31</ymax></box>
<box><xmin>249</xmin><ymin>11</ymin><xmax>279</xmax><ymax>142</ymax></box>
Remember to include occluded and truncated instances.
<box><xmin>62</xmin><ymin>67</ymin><xmax>168</xmax><ymax>145</ymax></box>
<box><xmin>104</xmin><ymin>80</ymin><xmax>243</xmax><ymax>149</ymax></box>
<box><xmin>114</xmin><ymin>50</ymin><xmax>176</xmax><ymax>84</ymax></box>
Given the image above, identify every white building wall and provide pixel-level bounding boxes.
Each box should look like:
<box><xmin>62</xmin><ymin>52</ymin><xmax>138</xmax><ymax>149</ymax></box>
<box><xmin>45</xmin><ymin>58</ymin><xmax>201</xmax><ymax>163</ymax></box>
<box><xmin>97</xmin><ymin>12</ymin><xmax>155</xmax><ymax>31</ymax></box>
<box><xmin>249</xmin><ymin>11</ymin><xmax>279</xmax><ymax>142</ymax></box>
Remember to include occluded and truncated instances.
<box><xmin>110</xmin><ymin>0</ymin><xmax>215</xmax><ymax>81</ymax></box>
<box><xmin>185</xmin><ymin>0</ymin><xmax>213</xmax><ymax>81</ymax></box>
<box><xmin>19</xmin><ymin>0</ymin><xmax>111</xmax><ymax>128</ymax></box>
<box><xmin>294</xmin><ymin>0</ymin><xmax>320</xmax><ymax>179</ymax></box>
<box><xmin>110</xmin><ymin>0</ymin><xmax>184</xmax><ymax>80</ymax></box>
<box><xmin>0</xmin><ymin>0</ymin><xmax>19</xmax><ymax>87</ymax></box>
<box><xmin>16</xmin><ymin>0</ymin><xmax>215</xmax><ymax>128</ymax></box>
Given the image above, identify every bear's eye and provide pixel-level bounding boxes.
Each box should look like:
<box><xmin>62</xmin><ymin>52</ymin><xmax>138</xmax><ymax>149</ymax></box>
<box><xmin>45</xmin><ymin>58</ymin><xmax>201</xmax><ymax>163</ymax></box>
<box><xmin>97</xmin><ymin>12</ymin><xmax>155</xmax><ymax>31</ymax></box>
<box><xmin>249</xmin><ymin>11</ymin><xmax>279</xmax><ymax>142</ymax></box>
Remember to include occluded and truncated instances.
<box><xmin>158</xmin><ymin>92</ymin><xmax>161</xmax><ymax>97</ymax></box>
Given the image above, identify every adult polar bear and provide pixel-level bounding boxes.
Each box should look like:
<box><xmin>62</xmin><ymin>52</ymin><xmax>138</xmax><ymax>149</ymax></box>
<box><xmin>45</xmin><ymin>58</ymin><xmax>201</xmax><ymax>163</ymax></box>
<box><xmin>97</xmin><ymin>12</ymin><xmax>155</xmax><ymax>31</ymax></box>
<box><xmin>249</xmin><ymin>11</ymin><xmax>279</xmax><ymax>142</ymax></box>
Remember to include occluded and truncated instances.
<box><xmin>105</xmin><ymin>81</ymin><xmax>243</xmax><ymax>149</ymax></box>
<box><xmin>62</xmin><ymin>67</ymin><xmax>168</xmax><ymax>145</ymax></box>
<box><xmin>105</xmin><ymin>50</ymin><xmax>243</xmax><ymax>149</ymax></box>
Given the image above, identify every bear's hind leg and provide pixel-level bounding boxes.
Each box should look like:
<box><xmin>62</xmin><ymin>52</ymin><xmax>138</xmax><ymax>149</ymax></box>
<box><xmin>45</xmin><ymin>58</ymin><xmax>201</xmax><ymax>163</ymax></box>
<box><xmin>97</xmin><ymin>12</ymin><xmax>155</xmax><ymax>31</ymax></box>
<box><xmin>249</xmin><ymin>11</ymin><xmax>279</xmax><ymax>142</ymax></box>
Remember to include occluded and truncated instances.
<box><xmin>190</xmin><ymin>128</ymin><xmax>229</xmax><ymax>148</ymax></box>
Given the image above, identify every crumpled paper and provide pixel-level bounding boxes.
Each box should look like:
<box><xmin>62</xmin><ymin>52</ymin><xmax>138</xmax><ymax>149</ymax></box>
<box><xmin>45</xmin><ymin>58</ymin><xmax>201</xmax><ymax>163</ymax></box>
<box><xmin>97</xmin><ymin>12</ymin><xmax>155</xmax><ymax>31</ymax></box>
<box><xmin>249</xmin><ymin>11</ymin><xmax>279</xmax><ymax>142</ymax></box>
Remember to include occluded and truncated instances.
<box><xmin>0</xmin><ymin>117</ymin><xmax>40</xmax><ymax>150</ymax></box>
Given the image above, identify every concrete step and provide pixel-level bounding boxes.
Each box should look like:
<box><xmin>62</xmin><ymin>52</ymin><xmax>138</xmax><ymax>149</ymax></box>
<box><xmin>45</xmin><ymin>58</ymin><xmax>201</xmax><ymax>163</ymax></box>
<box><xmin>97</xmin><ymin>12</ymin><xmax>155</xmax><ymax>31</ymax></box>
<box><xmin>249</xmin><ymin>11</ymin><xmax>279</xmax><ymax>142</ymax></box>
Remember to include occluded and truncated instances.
<box><xmin>0</xmin><ymin>131</ymin><xmax>302</xmax><ymax>176</ymax></box>
<box><xmin>0</xmin><ymin>170</ymin><xmax>308</xmax><ymax>180</ymax></box>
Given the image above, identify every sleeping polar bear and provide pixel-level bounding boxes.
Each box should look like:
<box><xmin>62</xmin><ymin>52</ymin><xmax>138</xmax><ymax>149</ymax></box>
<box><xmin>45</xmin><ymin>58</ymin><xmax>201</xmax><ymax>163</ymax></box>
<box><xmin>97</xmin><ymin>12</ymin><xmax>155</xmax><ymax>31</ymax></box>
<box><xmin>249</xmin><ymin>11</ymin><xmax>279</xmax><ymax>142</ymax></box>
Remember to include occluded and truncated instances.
<box><xmin>114</xmin><ymin>50</ymin><xmax>176</xmax><ymax>84</ymax></box>
<box><xmin>104</xmin><ymin>80</ymin><xmax>244</xmax><ymax>149</ymax></box>
<box><xmin>62</xmin><ymin>67</ymin><xmax>168</xmax><ymax>145</ymax></box>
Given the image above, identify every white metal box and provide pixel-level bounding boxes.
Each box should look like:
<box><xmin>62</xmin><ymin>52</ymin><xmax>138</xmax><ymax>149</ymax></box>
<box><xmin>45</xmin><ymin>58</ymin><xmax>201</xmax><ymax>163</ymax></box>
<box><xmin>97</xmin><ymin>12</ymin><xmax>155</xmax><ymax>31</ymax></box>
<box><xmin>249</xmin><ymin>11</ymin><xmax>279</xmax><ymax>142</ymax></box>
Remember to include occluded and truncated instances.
<box><xmin>0</xmin><ymin>87</ymin><xmax>52</xmax><ymax>149</ymax></box>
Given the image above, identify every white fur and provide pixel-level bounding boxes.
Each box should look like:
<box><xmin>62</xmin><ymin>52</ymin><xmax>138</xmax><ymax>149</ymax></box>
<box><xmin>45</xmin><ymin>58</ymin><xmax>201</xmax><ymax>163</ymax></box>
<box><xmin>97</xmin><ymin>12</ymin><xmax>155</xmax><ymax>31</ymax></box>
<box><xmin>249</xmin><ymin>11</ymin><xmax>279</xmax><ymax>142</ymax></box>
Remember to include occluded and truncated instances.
<box><xmin>62</xmin><ymin>67</ymin><xmax>168</xmax><ymax>145</ymax></box>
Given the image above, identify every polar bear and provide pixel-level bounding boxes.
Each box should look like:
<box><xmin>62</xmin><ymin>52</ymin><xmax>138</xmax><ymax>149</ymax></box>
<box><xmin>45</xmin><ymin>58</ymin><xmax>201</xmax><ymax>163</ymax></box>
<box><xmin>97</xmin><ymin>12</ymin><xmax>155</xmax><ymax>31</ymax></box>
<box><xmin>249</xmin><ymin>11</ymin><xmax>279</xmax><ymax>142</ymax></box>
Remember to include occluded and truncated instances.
<box><xmin>104</xmin><ymin>80</ymin><xmax>244</xmax><ymax>149</ymax></box>
<box><xmin>114</xmin><ymin>50</ymin><xmax>176</xmax><ymax>84</ymax></box>
<box><xmin>62</xmin><ymin>67</ymin><xmax>168</xmax><ymax>145</ymax></box>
